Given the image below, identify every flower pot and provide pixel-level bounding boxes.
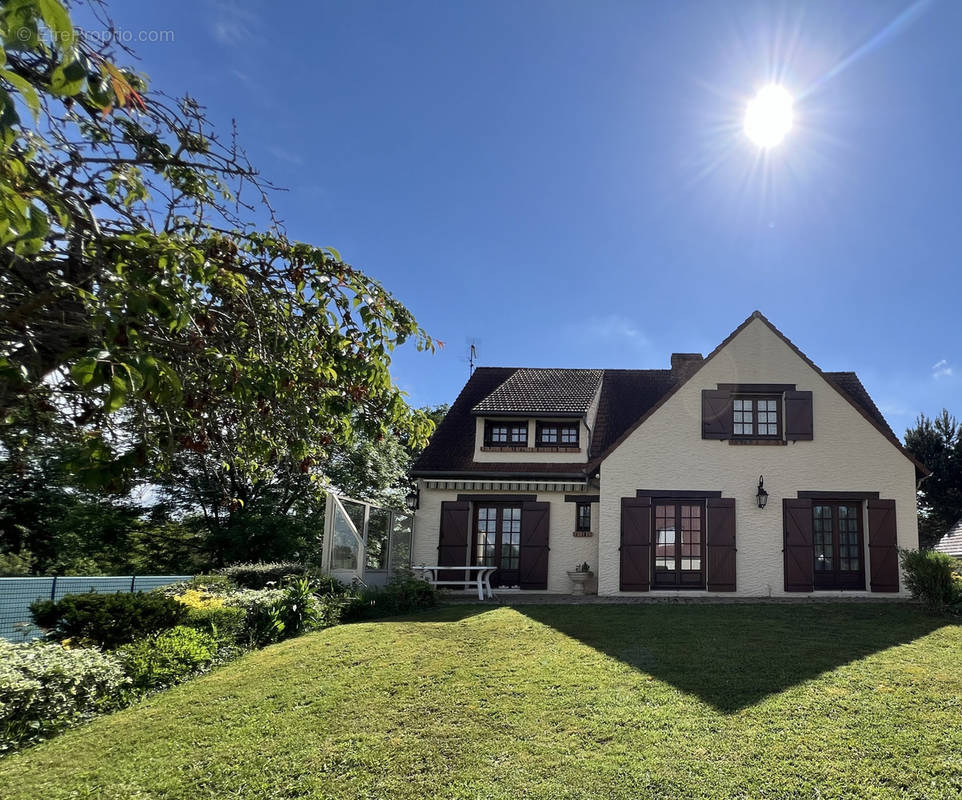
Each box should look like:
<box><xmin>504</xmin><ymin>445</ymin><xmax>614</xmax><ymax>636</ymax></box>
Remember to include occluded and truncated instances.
<box><xmin>567</xmin><ymin>570</ymin><xmax>594</xmax><ymax>596</ymax></box>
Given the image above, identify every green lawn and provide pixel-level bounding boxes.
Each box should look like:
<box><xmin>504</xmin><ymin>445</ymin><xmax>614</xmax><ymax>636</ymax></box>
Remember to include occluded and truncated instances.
<box><xmin>2</xmin><ymin>604</ymin><xmax>961</xmax><ymax>799</ymax></box>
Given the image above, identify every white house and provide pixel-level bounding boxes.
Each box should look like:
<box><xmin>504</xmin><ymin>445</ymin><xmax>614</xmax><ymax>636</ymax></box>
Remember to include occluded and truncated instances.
<box><xmin>410</xmin><ymin>312</ymin><xmax>925</xmax><ymax>597</ymax></box>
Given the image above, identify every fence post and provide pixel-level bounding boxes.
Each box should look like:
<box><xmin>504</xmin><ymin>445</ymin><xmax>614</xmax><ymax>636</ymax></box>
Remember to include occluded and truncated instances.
<box><xmin>50</xmin><ymin>575</ymin><xmax>57</xmax><ymax>601</ymax></box>
<box><xmin>130</xmin><ymin>575</ymin><xmax>136</xmax><ymax>592</ymax></box>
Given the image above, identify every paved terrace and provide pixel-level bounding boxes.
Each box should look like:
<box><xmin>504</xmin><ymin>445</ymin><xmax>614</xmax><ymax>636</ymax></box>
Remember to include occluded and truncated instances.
<box><xmin>438</xmin><ymin>591</ymin><xmax>917</xmax><ymax>605</ymax></box>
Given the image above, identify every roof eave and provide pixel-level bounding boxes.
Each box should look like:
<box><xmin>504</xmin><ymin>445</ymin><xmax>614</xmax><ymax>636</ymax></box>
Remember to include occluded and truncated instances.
<box><xmin>470</xmin><ymin>409</ymin><xmax>586</xmax><ymax>418</ymax></box>
<box><xmin>411</xmin><ymin>469</ymin><xmax>589</xmax><ymax>481</ymax></box>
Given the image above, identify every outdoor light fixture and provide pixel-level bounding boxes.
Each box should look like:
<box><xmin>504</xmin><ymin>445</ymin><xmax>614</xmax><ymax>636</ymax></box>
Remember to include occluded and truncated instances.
<box><xmin>404</xmin><ymin>487</ymin><xmax>420</xmax><ymax>511</ymax></box>
<box><xmin>756</xmin><ymin>475</ymin><xmax>769</xmax><ymax>509</ymax></box>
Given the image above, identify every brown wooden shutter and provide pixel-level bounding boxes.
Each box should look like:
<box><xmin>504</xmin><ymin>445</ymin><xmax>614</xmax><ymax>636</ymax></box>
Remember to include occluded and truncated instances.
<box><xmin>702</xmin><ymin>390</ymin><xmax>733</xmax><ymax>439</ymax></box>
<box><xmin>620</xmin><ymin>496</ymin><xmax>651</xmax><ymax>591</ymax></box>
<box><xmin>783</xmin><ymin>498</ymin><xmax>814</xmax><ymax>592</ymax></box>
<box><xmin>868</xmin><ymin>499</ymin><xmax>899</xmax><ymax>592</ymax></box>
<box><xmin>519</xmin><ymin>502</ymin><xmax>550</xmax><ymax>590</ymax></box>
<box><xmin>784</xmin><ymin>391</ymin><xmax>814</xmax><ymax>440</ymax></box>
<box><xmin>707</xmin><ymin>497</ymin><xmax>736</xmax><ymax>592</ymax></box>
<box><xmin>438</xmin><ymin>501</ymin><xmax>470</xmax><ymax>581</ymax></box>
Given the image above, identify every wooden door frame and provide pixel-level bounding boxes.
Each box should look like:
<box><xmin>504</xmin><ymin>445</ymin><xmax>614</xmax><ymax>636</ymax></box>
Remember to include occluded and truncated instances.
<box><xmin>812</xmin><ymin>500</ymin><xmax>866</xmax><ymax>590</ymax></box>
<box><xmin>471</xmin><ymin>501</ymin><xmax>523</xmax><ymax>588</ymax></box>
<box><xmin>651</xmin><ymin>499</ymin><xmax>706</xmax><ymax>589</ymax></box>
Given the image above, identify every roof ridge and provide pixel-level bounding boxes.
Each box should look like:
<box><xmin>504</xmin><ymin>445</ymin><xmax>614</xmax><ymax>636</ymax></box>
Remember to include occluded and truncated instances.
<box><xmin>471</xmin><ymin>366</ymin><xmax>604</xmax><ymax>372</ymax></box>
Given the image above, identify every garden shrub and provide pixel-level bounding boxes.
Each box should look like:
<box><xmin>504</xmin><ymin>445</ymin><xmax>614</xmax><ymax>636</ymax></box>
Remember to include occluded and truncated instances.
<box><xmin>269</xmin><ymin>577</ymin><xmax>321</xmax><ymax>640</ymax></box>
<box><xmin>0</xmin><ymin>640</ymin><xmax>128</xmax><ymax>752</ymax></box>
<box><xmin>167</xmin><ymin>586</ymin><xmax>248</xmax><ymax>643</ymax></box>
<box><xmin>900</xmin><ymin>549</ymin><xmax>962</xmax><ymax>613</ymax></box>
<box><xmin>312</xmin><ymin>574</ymin><xmax>348</xmax><ymax>596</ymax></box>
<box><xmin>342</xmin><ymin>574</ymin><xmax>437</xmax><ymax>622</ymax></box>
<box><xmin>220</xmin><ymin>562</ymin><xmax>313</xmax><ymax>590</ymax></box>
<box><xmin>158</xmin><ymin>574</ymin><xmax>235</xmax><ymax>601</ymax></box>
<box><xmin>118</xmin><ymin>626</ymin><xmax>218</xmax><ymax>692</ymax></box>
<box><xmin>184</xmin><ymin>574</ymin><xmax>234</xmax><ymax>593</ymax></box>
<box><xmin>30</xmin><ymin>591</ymin><xmax>188</xmax><ymax>649</ymax></box>
<box><xmin>217</xmin><ymin>581</ymin><xmax>345</xmax><ymax>645</ymax></box>
<box><xmin>224</xmin><ymin>588</ymin><xmax>285</xmax><ymax>646</ymax></box>
<box><xmin>0</xmin><ymin>548</ymin><xmax>34</xmax><ymax>577</ymax></box>
<box><xmin>183</xmin><ymin>605</ymin><xmax>248</xmax><ymax>643</ymax></box>
<box><xmin>176</xmin><ymin>588</ymin><xmax>227</xmax><ymax>610</ymax></box>
<box><xmin>315</xmin><ymin>593</ymin><xmax>348</xmax><ymax>628</ymax></box>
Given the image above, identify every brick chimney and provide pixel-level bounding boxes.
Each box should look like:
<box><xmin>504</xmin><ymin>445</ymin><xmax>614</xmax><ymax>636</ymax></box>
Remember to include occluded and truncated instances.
<box><xmin>670</xmin><ymin>353</ymin><xmax>703</xmax><ymax>380</ymax></box>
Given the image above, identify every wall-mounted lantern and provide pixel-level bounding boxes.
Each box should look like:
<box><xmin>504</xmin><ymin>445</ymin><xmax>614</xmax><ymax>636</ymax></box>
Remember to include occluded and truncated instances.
<box><xmin>756</xmin><ymin>475</ymin><xmax>769</xmax><ymax>509</ymax></box>
<box><xmin>404</xmin><ymin>487</ymin><xmax>420</xmax><ymax>512</ymax></box>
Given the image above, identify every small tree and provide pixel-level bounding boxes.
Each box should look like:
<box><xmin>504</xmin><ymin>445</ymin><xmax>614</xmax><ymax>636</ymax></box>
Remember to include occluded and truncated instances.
<box><xmin>905</xmin><ymin>410</ymin><xmax>962</xmax><ymax>548</ymax></box>
<box><xmin>0</xmin><ymin>2</ymin><xmax>436</xmax><ymax>517</ymax></box>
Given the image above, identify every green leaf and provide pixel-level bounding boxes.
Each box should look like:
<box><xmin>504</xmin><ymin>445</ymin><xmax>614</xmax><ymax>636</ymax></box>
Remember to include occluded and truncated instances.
<box><xmin>35</xmin><ymin>0</ymin><xmax>76</xmax><ymax>48</ymax></box>
<box><xmin>106</xmin><ymin>373</ymin><xmax>127</xmax><ymax>412</ymax></box>
<box><xmin>49</xmin><ymin>59</ymin><xmax>86</xmax><ymax>96</ymax></box>
<box><xmin>0</xmin><ymin>89</ymin><xmax>18</xmax><ymax>131</ymax></box>
<box><xmin>0</xmin><ymin>68</ymin><xmax>39</xmax><ymax>119</ymax></box>
<box><xmin>70</xmin><ymin>357</ymin><xmax>98</xmax><ymax>387</ymax></box>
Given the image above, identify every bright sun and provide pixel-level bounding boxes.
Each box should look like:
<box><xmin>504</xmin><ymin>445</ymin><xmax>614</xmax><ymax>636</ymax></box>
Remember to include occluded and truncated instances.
<box><xmin>744</xmin><ymin>85</ymin><xmax>794</xmax><ymax>148</ymax></box>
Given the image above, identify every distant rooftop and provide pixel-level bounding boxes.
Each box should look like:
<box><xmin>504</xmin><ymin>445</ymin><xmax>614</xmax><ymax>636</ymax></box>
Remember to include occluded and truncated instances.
<box><xmin>935</xmin><ymin>519</ymin><xmax>962</xmax><ymax>558</ymax></box>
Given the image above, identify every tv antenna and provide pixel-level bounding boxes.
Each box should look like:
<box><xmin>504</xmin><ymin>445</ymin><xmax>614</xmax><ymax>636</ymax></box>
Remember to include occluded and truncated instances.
<box><xmin>467</xmin><ymin>339</ymin><xmax>480</xmax><ymax>376</ymax></box>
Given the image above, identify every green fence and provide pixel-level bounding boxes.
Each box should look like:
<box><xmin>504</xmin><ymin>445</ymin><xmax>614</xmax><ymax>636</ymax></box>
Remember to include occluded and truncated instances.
<box><xmin>0</xmin><ymin>575</ymin><xmax>191</xmax><ymax>642</ymax></box>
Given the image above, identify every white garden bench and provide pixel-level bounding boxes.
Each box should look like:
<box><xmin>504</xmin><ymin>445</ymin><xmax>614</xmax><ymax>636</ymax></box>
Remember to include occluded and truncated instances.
<box><xmin>414</xmin><ymin>565</ymin><xmax>497</xmax><ymax>600</ymax></box>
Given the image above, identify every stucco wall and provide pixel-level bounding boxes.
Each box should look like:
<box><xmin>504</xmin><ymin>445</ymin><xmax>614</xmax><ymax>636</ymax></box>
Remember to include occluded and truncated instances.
<box><xmin>412</xmin><ymin>485</ymin><xmax>599</xmax><ymax>593</ymax></box>
<box><xmin>597</xmin><ymin>317</ymin><xmax>918</xmax><ymax>597</ymax></box>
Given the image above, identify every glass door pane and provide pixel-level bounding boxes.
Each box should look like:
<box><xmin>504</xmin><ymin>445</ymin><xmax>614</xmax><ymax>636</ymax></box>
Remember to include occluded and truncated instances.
<box><xmin>389</xmin><ymin>512</ymin><xmax>413</xmax><ymax>572</ymax></box>
<box><xmin>654</xmin><ymin>504</ymin><xmax>676</xmax><ymax>571</ymax></box>
<box><xmin>838</xmin><ymin>505</ymin><xmax>860</xmax><ymax>572</ymax></box>
<box><xmin>331</xmin><ymin>502</ymin><xmax>362</xmax><ymax>572</ymax></box>
<box><xmin>500</xmin><ymin>507</ymin><xmax>521</xmax><ymax>571</ymax></box>
<box><xmin>813</xmin><ymin>505</ymin><xmax>833</xmax><ymax>572</ymax></box>
<box><xmin>475</xmin><ymin>507</ymin><xmax>498</xmax><ymax>566</ymax></box>
<box><xmin>680</xmin><ymin>504</ymin><xmax>701</xmax><ymax>571</ymax></box>
<box><xmin>365</xmin><ymin>507</ymin><xmax>390</xmax><ymax>570</ymax></box>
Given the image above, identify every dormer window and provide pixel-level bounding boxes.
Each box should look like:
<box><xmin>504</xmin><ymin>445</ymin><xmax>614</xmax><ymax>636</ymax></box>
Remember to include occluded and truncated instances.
<box><xmin>484</xmin><ymin>420</ymin><xmax>527</xmax><ymax>447</ymax></box>
<box><xmin>536</xmin><ymin>422</ymin><xmax>579</xmax><ymax>448</ymax></box>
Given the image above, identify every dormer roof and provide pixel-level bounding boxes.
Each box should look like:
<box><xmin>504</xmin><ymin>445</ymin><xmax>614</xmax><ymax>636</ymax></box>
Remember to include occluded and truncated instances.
<box><xmin>472</xmin><ymin>368</ymin><xmax>602</xmax><ymax>417</ymax></box>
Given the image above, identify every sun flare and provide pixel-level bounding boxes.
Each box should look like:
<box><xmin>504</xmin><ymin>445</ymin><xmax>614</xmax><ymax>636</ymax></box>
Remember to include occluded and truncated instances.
<box><xmin>744</xmin><ymin>85</ymin><xmax>794</xmax><ymax>148</ymax></box>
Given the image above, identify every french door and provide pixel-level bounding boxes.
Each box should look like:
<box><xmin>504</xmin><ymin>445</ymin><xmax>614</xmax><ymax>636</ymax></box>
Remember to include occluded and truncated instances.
<box><xmin>652</xmin><ymin>501</ymin><xmax>705</xmax><ymax>588</ymax></box>
<box><xmin>813</xmin><ymin>502</ymin><xmax>865</xmax><ymax>589</ymax></box>
<box><xmin>473</xmin><ymin>504</ymin><xmax>522</xmax><ymax>587</ymax></box>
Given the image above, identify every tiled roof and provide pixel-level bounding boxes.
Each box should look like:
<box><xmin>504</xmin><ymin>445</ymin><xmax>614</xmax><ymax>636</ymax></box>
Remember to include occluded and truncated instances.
<box><xmin>472</xmin><ymin>368</ymin><xmax>603</xmax><ymax>416</ymax></box>
<box><xmin>413</xmin><ymin>367</ymin><xmax>681</xmax><ymax>478</ymax></box>
<box><xmin>412</xmin><ymin>312</ymin><xmax>916</xmax><ymax>479</ymax></box>
<box><xmin>935</xmin><ymin>519</ymin><xmax>962</xmax><ymax>558</ymax></box>
<box><xmin>412</xmin><ymin>367</ymin><xmax>517</xmax><ymax>475</ymax></box>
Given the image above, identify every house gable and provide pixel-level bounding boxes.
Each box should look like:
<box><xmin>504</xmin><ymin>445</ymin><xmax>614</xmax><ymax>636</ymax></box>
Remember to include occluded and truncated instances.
<box><xmin>592</xmin><ymin>311</ymin><xmax>925</xmax><ymax>478</ymax></box>
<box><xmin>594</xmin><ymin>312</ymin><xmax>920</xmax><ymax>596</ymax></box>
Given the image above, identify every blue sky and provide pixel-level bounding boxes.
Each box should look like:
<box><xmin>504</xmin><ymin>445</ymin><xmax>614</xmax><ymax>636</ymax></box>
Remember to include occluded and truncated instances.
<box><xmin>84</xmin><ymin>1</ymin><xmax>959</xmax><ymax>436</ymax></box>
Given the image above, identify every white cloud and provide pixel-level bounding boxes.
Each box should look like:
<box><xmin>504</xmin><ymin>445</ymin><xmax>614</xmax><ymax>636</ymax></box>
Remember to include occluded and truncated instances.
<box><xmin>267</xmin><ymin>146</ymin><xmax>304</xmax><ymax>166</ymax></box>
<box><xmin>932</xmin><ymin>359</ymin><xmax>953</xmax><ymax>379</ymax></box>
<box><xmin>209</xmin><ymin>2</ymin><xmax>257</xmax><ymax>45</ymax></box>
<box><xmin>583</xmin><ymin>314</ymin><xmax>649</xmax><ymax>348</ymax></box>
